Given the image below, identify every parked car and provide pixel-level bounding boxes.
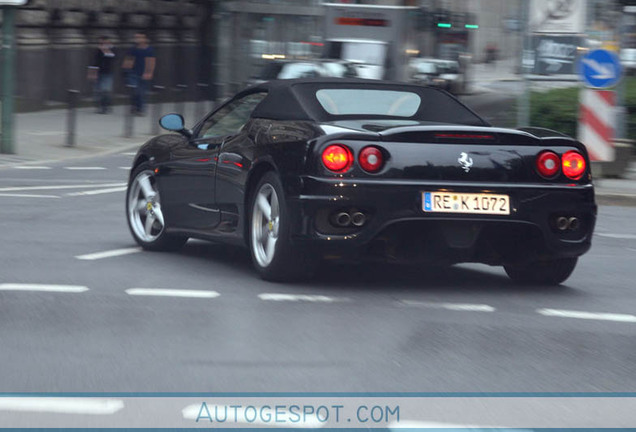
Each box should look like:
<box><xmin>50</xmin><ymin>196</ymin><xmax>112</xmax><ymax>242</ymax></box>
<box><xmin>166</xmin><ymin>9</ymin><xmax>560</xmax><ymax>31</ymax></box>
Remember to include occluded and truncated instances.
<box><xmin>409</xmin><ymin>58</ymin><xmax>463</xmax><ymax>94</ymax></box>
<box><xmin>126</xmin><ymin>78</ymin><xmax>596</xmax><ymax>284</ymax></box>
<box><xmin>620</xmin><ymin>48</ymin><xmax>636</xmax><ymax>75</ymax></box>
<box><xmin>248</xmin><ymin>59</ymin><xmax>358</xmax><ymax>86</ymax></box>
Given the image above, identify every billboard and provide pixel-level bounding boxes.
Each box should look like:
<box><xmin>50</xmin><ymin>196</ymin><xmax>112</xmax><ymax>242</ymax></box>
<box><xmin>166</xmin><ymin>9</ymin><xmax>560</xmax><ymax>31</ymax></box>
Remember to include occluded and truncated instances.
<box><xmin>530</xmin><ymin>0</ymin><xmax>586</xmax><ymax>34</ymax></box>
<box><xmin>532</xmin><ymin>35</ymin><xmax>581</xmax><ymax>74</ymax></box>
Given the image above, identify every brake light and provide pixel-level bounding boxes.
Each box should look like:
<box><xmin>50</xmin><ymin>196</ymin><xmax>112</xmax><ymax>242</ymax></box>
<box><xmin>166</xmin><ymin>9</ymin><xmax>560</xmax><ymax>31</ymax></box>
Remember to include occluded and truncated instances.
<box><xmin>322</xmin><ymin>144</ymin><xmax>353</xmax><ymax>173</ymax></box>
<box><xmin>536</xmin><ymin>151</ymin><xmax>560</xmax><ymax>178</ymax></box>
<box><xmin>562</xmin><ymin>150</ymin><xmax>586</xmax><ymax>180</ymax></box>
<box><xmin>358</xmin><ymin>146</ymin><xmax>384</xmax><ymax>173</ymax></box>
<box><xmin>435</xmin><ymin>133</ymin><xmax>495</xmax><ymax>140</ymax></box>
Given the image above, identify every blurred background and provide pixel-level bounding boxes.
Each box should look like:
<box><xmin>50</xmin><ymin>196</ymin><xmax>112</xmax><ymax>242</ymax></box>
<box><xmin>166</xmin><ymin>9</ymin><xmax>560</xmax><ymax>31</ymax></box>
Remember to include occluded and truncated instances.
<box><xmin>0</xmin><ymin>0</ymin><xmax>628</xmax><ymax>107</ymax></box>
<box><xmin>2</xmin><ymin>0</ymin><xmax>636</xmax><ymax>165</ymax></box>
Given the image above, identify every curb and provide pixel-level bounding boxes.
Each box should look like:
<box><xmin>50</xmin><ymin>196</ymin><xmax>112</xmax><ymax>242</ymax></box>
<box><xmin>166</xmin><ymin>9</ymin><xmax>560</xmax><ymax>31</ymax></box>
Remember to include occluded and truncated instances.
<box><xmin>595</xmin><ymin>193</ymin><xmax>636</xmax><ymax>207</ymax></box>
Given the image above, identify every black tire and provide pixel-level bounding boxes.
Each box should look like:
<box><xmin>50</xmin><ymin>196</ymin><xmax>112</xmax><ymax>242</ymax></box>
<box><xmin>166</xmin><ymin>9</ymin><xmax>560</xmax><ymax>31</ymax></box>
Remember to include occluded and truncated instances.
<box><xmin>248</xmin><ymin>171</ymin><xmax>316</xmax><ymax>281</ymax></box>
<box><xmin>504</xmin><ymin>257</ymin><xmax>578</xmax><ymax>286</ymax></box>
<box><xmin>126</xmin><ymin>162</ymin><xmax>188</xmax><ymax>252</ymax></box>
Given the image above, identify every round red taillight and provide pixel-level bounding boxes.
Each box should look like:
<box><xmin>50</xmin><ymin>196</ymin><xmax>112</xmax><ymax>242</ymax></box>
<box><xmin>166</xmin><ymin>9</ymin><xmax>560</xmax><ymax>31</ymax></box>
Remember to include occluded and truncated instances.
<box><xmin>358</xmin><ymin>146</ymin><xmax>384</xmax><ymax>173</ymax></box>
<box><xmin>536</xmin><ymin>151</ymin><xmax>561</xmax><ymax>178</ymax></box>
<box><xmin>322</xmin><ymin>144</ymin><xmax>353</xmax><ymax>173</ymax></box>
<box><xmin>562</xmin><ymin>150</ymin><xmax>586</xmax><ymax>180</ymax></box>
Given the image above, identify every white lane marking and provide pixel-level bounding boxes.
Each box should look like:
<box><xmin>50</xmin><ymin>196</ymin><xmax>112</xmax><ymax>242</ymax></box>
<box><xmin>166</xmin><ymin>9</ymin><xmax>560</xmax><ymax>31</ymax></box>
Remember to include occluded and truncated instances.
<box><xmin>388</xmin><ymin>420</ymin><xmax>503</xmax><ymax>429</ymax></box>
<box><xmin>126</xmin><ymin>288</ymin><xmax>220</xmax><ymax>298</ymax></box>
<box><xmin>13</xmin><ymin>166</ymin><xmax>52</xmax><ymax>170</ymax></box>
<box><xmin>0</xmin><ymin>182</ymin><xmax>125</xmax><ymax>192</ymax></box>
<box><xmin>401</xmin><ymin>300</ymin><xmax>496</xmax><ymax>312</ymax></box>
<box><xmin>596</xmin><ymin>232</ymin><xmax>636</xmax><ymax>240</ymax></box>
<box><xmin>537</xmin><ymin>308</ymin><xmax>636</xmax><ymax>323</ymax></box>
<box><xmin>0</xmin><ymin>398</ymin><xmax>123</xmax><ymax>415</ymax></box>
<box><xmin>258</xmin><ymin>293</ymin><xmax>350</xmax><ymax>303</ymax></box>
<box><xmin>182</xmin><ymin>404</ymin><xmax>324</xmax><ymax>428</ymax></box>
<box><xmin>119</xmin><ymin>166</ymin><xmax>131</xmax><ymax>170</ymax></box>
<box><xmin>75</xmin><ymin>247</ymin><xmax>142</xmax><ymax>261</ymax></box>
<box><xmin>64</xmin><ymin>166</ymin><xmax>107</xmax><ymax>171</ymax></box>
<box><xmin>67</xmin><ymin>186</ymin><xmax>127</xmax><ymax>196</ymax></box>
<box><xmin>0</xmin><ymin>284</ymin><xmax>89</xmax><ymax>293</ymax></box>
<box><xmin>0</xmin><ymin>193</ymin><xmax>60</xmax><ymax>199</ymax></box>
<box><xmin>122</xmin><ymin>152</ymin><xmax>137</xmax><ymax>156</ymax></box>
<box><xmin>25</xmin><ymin>131</ymin><xmax>64</xmax><ymax>136</ymax></box>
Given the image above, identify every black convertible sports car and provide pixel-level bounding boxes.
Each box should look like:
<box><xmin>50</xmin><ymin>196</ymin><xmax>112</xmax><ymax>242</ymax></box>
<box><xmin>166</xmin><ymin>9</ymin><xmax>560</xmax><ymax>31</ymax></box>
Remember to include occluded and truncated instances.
<box><xmin>126</xmin><ymin>79</ymin><xmax>596</xmax><ymax>284</ymax></box>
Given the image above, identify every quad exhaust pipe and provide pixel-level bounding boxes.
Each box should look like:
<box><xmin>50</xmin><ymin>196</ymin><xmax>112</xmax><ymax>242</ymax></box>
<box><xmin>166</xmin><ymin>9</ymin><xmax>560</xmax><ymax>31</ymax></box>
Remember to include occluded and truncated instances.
<box><xmin>567</xmin><ymin>217</ymin><xmax>580</xmax><ymax>231</ymax></box>
<box><xmin>332</xmin><ymin>211</ymin><xmax>367</xmax><ymax>227</ymax></box>
<box><xmin>555</xmin><ymin>216</ymin><xmax>580</xmax><ymax>231</ymax></box>
<box><xmin>351</xmin><ymin>212</ymin><xmax>366</xmax><ymax>227</ymax></box>
<box><xmin>334</xmin><ymin>212</ymin><xmax>351</xmax><ymax>227</ymax></box>
<box><xmin>556</xmin><ymin>216</ymin><xmax>569</xmax><ymax>231</ymax></box>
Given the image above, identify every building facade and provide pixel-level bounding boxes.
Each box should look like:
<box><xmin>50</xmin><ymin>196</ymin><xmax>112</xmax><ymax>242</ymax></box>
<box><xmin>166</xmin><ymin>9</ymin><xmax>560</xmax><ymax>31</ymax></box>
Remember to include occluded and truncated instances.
<box><xmin>2</xmin><ymin>0</ymin><xmax>530</xmax><ymax>110</ymax></box>
<box><xmin>1</xmin><ymin>0</ymin><xmax>216</xmax><ymax>110</ymax></box>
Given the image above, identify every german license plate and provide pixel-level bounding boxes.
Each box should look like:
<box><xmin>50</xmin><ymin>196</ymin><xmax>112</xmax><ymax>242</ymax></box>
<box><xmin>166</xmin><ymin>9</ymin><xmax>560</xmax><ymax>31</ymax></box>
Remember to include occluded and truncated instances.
<box><xmin>423</xmin><ymin>192</ymin><xmax>510</xmax><ymax>215</ymax></box>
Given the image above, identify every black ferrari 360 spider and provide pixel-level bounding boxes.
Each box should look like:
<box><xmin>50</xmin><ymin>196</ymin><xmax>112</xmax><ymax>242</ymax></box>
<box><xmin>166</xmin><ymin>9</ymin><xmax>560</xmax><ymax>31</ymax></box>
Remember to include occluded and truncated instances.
<box><xmin>126</xmin><ymin>79</ymin><xmax>596</xmax><ymax>285</ymax></box>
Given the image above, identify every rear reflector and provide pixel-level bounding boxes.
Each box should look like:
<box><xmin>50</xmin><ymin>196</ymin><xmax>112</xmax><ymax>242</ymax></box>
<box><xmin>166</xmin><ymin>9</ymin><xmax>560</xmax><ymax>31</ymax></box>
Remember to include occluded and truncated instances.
<box><xmin>322</xmin><ymin>144</ymin><xmax>353</xmax><ymax>173</ymax></box>
<box><xmin>562</xmin><ymin>150</ymin><xmax>586</xmax><ymax>180</ymax></box>
<box><xmin>536</xmin><ymin>151</ymin><xmax>560</xmax><ymax>178</ymax></box>
<box><xmin>358</xmin><ymin>146</ymin><xmax>384</xmax><ymax>173</ymax></box>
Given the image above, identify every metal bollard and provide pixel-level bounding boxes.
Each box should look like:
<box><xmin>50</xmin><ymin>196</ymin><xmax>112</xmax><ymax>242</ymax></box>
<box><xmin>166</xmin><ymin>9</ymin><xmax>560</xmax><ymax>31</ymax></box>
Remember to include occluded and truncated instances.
<box><xmin>196</xmin><ymin>82</ymin><xmax>210</xmax><ymax>120</ymax></box>
<box><xmin>66</xmin><ymin>89</ymin><xmax>80</xmax><ymax>147</ymax></box>
<box><xmin>123</xmin><ymin>84</ymin><xmax>136</xmax><ymax>138</ymax></box>
<box><xmin>174</xmin><ymin>84</ymin><xmax>188</xmax><ymax>116</ymax></box>
<box><xmin>150</xmin><ymin>85</ymin><xmax>165</xmax><ymax>135</ymax></box>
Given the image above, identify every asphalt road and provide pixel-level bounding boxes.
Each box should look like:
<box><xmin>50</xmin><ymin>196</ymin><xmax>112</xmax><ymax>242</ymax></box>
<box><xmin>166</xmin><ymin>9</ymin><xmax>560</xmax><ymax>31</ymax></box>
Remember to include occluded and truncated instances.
<box><xmin>2</xmin><ymin>150</ymin><xmax>636</xmax><ymax>427</ymax></box>
<box><xmin>1</xmin><ymin>149</ymin><xmax>635</xmax><ymax>398</ymax></box>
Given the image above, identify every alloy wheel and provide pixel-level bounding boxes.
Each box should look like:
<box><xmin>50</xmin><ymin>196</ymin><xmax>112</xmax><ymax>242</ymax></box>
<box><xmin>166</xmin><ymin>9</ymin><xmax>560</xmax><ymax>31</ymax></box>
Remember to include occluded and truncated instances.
<box><xmin>251</xmin><ymin>183</ymin><xmax>280</xmax><ymax>267</ymax></box>
<box><xmin>128</xmin><ymin>170</ymin><xmax>165</xmax><ymax>243</ymax></box>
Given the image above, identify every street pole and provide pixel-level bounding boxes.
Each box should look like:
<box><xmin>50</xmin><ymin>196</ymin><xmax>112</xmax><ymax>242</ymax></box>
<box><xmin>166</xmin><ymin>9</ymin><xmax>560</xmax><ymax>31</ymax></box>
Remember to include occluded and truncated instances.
<box><xmin>516</xmin><ymin>0</ymin><xmax>530</xmax><ymax>128</ymax></box>
<box><xmin>1</xmin><ymin>6</ymin><xmax>17</xmax><ymax>154</ymax></box>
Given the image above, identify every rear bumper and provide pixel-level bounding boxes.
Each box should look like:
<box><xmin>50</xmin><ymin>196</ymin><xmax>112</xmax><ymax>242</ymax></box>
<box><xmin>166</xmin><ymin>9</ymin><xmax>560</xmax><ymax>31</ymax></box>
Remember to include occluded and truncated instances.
<box><xmin>288</xmin><ymin>176</ymin><xmax>596</xmax><ymax>264</ymax></box>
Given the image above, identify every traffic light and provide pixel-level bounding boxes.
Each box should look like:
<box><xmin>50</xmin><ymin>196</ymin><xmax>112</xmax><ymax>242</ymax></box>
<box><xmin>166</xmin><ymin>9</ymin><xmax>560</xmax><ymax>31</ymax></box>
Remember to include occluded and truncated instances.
<box><xmin>434</xmin><ymin>12</ymin><xmax>451</xmax><ymax>29</ymax></box>
<box><xmin>464</xmin><ymin>13</ymin><xmax>478</xmax><ymax>29</ymax></box>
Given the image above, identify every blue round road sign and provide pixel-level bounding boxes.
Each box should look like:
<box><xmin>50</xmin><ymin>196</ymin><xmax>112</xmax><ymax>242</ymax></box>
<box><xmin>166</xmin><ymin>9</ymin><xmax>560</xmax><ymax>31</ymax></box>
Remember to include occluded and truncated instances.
<box><xmin>579</xmin><ymin>49</ymin><xmax>622</xmax><ymax>89</ymax></box>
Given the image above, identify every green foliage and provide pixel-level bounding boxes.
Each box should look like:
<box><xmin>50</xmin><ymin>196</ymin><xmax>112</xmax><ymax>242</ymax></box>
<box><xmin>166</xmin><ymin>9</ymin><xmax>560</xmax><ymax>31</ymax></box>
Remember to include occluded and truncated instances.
<box><xmin>530</xmin><ymin>86</ymin><xmax>579</xmax><ymax>137</ymax></box>
<box><xmin>529</xmin><ymin>77</ymin><xmax>636</xmax><ymax>140</ymax></box>
<box><xmin>623</xmin><ymin>77</ymin><xmax>636</xmax><ymax>140</ymax></box>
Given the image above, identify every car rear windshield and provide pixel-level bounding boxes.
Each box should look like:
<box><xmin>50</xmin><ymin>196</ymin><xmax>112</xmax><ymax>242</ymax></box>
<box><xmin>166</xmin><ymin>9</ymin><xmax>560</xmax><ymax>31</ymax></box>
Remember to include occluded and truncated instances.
<box><xmin>316</xmin><ymin>89</ymin><xmax>421</xmax><ymax>117</ymax></box>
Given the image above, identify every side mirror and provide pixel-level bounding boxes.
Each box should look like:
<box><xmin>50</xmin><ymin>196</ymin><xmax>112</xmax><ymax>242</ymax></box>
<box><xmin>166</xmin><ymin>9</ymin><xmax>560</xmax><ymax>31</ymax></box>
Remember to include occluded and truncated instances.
<box><xmin>159</xmin><ymin>113</ymin><xmax>192</xmax><ymax>138</ymax></box>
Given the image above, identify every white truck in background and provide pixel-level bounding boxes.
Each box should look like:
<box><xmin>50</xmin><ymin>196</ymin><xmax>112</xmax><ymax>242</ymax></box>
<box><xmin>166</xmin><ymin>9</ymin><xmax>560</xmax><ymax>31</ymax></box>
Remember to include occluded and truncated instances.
<box><xmin>322</xmin><ymin>3</ymin><xmax>418</xmax><ymax>82</ymax></box>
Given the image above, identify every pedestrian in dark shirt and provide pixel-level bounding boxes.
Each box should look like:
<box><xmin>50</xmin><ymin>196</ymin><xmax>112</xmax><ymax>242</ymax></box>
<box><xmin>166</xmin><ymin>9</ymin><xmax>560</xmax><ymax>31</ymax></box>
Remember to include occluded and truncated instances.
<box><xmin>122</xmin><ymin>32</ymin><xmax>156</xmax><ymax>115</ymax></box>
<box><xmin>88</xmin><ymin>36</ymin><xmax>116</xmax><ymax>114</ymax></box>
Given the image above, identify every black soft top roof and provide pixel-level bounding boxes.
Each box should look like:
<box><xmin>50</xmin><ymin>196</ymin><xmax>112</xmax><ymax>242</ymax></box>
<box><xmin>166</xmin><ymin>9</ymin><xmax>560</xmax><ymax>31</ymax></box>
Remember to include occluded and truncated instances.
<box><xmin>238</xmin><ymin>78</ymin><xmax>488</xmax><ymax>127</ymax></box>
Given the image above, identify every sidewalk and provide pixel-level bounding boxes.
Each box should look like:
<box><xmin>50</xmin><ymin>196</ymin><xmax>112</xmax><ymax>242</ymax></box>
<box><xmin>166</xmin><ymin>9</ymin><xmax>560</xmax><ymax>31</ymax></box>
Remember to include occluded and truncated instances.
<box><xmin>0</xmin><ymin>98</ymin><xmax>635</xmax><ymax>205</ymax></box>
<box><xmin>0</xmin><ymin>101</ymin><xmax>205</xmax><ymax>168</ymax></box>
<box><xmin>466</xmin><ymin>57</ymin><xmax>580</xmax><ymax>95</ymax></box>
<box><xmin>471</xmin><ymin>57</ymin><xmax>520</xmax><ymax>83</ymax></box>
<box><xmin>594</xmin><ymin>166</ymin><xmax>636</xmax><ymax>206</ymax></box>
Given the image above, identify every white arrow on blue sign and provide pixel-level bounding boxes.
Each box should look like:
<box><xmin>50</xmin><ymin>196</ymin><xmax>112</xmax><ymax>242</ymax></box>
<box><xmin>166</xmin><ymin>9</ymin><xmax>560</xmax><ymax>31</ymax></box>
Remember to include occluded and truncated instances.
<box><xmin>579</xmin><ymin>49</ymin><xmax>623</xmax><ymax>89</ymax></box>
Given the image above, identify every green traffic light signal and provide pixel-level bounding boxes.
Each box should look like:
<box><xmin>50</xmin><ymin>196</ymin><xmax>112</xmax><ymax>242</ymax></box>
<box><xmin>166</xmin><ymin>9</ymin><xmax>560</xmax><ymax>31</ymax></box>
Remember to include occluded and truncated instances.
<box><xmin>437</xmin><ymin>23</ymin><xmax>452</xmax><ymax>28</ymax></box>
<box><xmin>465</xmin><ymin>24</ymin><xmax>479</xmax><ymax>29</ymax></box>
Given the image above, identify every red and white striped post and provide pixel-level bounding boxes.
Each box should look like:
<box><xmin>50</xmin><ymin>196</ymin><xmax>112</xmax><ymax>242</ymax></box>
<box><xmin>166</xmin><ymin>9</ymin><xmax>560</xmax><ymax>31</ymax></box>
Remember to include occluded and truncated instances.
<box><xmin>577</xmin><ymin>88</ymin><xmax>616</xmax><ymax>162</ymax></box>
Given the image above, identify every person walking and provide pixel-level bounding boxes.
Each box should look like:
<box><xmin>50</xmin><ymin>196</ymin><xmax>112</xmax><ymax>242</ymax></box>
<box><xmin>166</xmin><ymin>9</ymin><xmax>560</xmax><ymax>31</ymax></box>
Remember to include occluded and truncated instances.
<box><xmin>122</xmin><ymin>32</ymin><xmax>156</xmax><ymax>115</ymax></box>
<box><xmin>87</xmin><ymin>36</ymin><xmax>116</xmax><ymax>114</ymax></box>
